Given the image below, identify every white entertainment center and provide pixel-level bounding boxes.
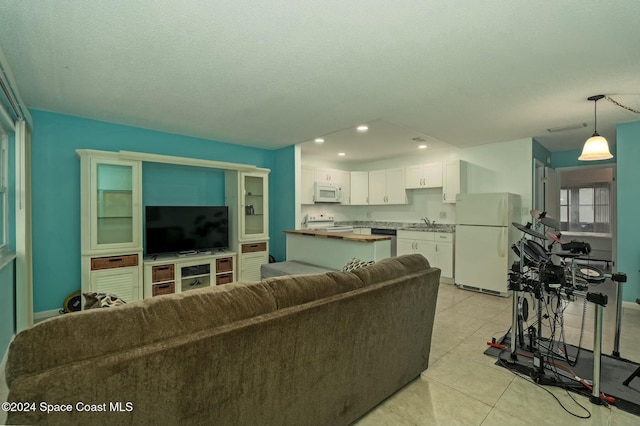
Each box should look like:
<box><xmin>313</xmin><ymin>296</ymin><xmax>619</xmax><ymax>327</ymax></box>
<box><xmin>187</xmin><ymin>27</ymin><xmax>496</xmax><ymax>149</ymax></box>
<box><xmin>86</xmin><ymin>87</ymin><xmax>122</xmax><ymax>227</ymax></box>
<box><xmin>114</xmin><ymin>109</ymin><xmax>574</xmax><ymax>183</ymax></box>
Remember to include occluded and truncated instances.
<box><xmin>77</xmin><ymin>149</ymin><xmax>270</xmax><ymax>308</ymax></box>
<box><xmin>143</xmin><ymin>251</ymin><xmax>236</xmax><ymax>297</ymax></box>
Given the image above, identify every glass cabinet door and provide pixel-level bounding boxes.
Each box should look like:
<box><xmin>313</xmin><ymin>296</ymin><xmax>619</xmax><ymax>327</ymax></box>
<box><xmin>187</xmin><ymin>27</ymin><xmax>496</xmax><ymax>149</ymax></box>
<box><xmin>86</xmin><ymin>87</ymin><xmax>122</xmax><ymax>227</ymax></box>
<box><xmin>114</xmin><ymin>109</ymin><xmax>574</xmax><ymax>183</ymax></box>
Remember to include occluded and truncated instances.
<box><xmin>242</xmin><ymin>173</ymin><xmax>267</xmax><ymax>239</ymax></box>
<box><xmin>91</xmin><ymin>158</ymin><xmax>140</xmax><ymax>249</ymax></box>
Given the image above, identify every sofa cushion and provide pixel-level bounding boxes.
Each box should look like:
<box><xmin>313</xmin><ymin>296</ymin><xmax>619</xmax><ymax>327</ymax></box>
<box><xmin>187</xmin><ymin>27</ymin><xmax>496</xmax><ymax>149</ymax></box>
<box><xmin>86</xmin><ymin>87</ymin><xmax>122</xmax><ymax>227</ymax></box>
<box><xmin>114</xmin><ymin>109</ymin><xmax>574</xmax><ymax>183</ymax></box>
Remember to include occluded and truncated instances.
<box><xmin>263</xmin><ymin>268</ymin><xmax>365</xmax><ymax>309</ymax></box>
<box><xmin>351</xmin><ymin>254</ymin><xmax>433</xmax><ymax>285</ymax></box>
<box><xmin>6</xmin><ymin>281</ymin><xmax>277</xmax><ymax>384</ymax></box>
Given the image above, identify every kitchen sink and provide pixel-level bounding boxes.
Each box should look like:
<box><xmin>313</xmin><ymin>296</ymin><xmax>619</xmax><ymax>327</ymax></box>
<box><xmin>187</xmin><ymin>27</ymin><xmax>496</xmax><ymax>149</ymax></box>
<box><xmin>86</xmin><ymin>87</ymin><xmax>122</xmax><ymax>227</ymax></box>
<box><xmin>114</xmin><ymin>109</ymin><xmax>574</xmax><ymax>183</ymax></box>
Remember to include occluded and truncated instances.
<box><xmin>401</xmin><ymin>224</ymin><xmax>435</xmax><ymax>230</ymax></box>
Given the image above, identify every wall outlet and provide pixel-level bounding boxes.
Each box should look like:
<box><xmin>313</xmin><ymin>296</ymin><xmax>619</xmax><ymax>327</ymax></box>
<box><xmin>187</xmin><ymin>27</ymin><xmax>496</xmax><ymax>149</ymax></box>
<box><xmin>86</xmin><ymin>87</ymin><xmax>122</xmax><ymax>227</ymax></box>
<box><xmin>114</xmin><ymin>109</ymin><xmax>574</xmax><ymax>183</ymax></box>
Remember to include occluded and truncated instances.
<box><xmin>366</xmin><ymin>211</ymin><xmax>371</xmax><ymax>218</ymax></box>
<box><xmin>439</xmin><ymin>211</ymin><xmax>447</xmax><ymax>219</ymax></box>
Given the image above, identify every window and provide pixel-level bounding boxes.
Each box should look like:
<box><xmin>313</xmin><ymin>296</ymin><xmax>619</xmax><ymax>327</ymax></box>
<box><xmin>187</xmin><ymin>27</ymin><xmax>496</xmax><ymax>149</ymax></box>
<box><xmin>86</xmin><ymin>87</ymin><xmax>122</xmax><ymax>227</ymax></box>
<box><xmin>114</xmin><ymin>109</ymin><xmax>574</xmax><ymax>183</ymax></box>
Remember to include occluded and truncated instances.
<box><xmin>560</xmin><ymin>184</ymin><xmax>611</xmax><ymax>234</ymax></box>
<box><xmin>0</xmin><ymin>131</ymin><xmax>7</xmax><ymax>253</ymax></box>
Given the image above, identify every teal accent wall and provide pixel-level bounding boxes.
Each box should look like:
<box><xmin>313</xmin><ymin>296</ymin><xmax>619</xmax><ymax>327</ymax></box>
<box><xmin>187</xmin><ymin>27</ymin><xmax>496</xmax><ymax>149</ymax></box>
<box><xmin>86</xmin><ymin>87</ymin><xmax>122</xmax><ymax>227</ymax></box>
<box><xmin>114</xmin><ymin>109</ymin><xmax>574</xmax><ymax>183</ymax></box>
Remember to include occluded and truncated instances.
<box><xmin>0</xmin><ymin>260</ymin><xmax>15</xmax><ymax>357</ymax></box>
<box><xmin>267</xmin><ymin>145</ymin><xmax>296</xmax><ymax>261</ymax></box>
<box><xmin>617</xmin><ymin>120</ymin><xmax>640</xmax><ymax>303</ymax></box>
<box><xmin>30</xmin><ymin>109</ymin><xmax>292</xmax><ymax>312</ymax></box>
<box><xmin>532</xmin><ymin>139</ymin><xmax>551</xmax><ymax>165</ymax></box>
<box><xmin>551</xmin><ymin>145</ymin><xmax>617</xmax><ymax>169</ymax></box>
<box><xmin>143</xmin><ymin>163</ymin><xmax>225</xmax><ymax>207</ymax></box>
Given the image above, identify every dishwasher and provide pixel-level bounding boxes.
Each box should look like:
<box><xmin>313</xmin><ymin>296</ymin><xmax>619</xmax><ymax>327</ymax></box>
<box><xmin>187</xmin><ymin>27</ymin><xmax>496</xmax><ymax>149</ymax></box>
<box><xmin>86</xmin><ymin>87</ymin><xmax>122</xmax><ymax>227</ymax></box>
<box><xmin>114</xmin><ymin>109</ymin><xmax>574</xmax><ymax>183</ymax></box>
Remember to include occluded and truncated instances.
<box><xmin>370</xmin><ymin>228</ymin><xmax>397</xmax><ymax>257</ymax></box>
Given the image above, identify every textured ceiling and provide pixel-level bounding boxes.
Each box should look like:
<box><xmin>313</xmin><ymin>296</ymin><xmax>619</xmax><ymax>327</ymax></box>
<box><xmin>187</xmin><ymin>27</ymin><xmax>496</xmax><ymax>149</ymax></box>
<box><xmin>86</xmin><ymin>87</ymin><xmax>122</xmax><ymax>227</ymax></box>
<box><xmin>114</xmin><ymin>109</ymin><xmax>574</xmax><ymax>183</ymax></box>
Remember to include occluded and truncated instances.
<box><xmin>1</xmin><ymin>1</ymin><xmax>639</xmax><ymax>163</ymax></box>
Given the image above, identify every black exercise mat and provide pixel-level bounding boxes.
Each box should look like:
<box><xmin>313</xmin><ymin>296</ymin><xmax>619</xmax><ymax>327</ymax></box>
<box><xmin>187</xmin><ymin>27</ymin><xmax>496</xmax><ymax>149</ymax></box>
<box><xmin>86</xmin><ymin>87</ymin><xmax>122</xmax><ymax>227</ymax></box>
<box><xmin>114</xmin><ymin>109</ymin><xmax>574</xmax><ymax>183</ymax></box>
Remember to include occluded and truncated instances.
<box><xmin>484</xmin><ymin>335</ymin><xmax>640</xmax><ymax>417</ymax></box>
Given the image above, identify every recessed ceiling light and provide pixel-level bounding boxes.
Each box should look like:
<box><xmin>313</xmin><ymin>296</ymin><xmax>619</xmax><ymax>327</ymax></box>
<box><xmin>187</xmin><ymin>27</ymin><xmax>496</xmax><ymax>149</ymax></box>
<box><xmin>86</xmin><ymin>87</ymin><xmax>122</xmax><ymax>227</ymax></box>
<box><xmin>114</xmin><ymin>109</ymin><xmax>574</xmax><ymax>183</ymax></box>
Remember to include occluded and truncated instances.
<box><xmin>314</xmin><ymin>138</ymin><xmax>325</xmax><ymax>143</ymax></box>
<box><xmin>338</xmin><ymin>152</ymin><xmax>346</xmax><ymax>156</ymax></box>
<box><xmin>356</xmin><ymin>125</ymin><xmax>368</xmax><ymax>132</ymax></box>
<box><xmin>418</xmin><ymin>144</ymin><xmax>427</xmax><ymax>149</ymax></box>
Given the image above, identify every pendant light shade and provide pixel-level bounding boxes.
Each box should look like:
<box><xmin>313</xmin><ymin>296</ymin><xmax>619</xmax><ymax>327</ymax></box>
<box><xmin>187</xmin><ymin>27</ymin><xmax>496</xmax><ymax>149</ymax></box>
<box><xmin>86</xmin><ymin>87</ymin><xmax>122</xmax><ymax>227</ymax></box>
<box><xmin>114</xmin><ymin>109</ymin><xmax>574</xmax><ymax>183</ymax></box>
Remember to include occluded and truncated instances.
<box><xmin>579</xmin><ymin>95</ymin><xmax>613</xmax><ymax>161</ymax></box>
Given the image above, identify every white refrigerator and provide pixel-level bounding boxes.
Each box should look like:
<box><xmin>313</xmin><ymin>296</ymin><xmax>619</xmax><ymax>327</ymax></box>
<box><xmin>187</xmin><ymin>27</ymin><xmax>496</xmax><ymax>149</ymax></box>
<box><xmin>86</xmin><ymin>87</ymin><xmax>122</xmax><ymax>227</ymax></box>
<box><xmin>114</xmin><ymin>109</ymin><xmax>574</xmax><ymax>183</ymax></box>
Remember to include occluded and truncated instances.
<box><xmin>455</xmin><ymin>193</ymin><xmax>522</xmax><ymax>296</ymax></box>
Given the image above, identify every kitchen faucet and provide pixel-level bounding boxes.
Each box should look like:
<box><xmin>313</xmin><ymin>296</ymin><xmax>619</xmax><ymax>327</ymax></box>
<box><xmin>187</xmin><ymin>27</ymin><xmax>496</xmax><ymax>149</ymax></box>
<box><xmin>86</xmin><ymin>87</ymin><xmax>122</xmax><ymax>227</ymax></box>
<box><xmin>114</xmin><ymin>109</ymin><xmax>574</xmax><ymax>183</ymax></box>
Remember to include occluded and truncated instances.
<box><xmin>422</xmin><ymin>217</ymin><xmax>432</xmax><ymax>226</ymax></box>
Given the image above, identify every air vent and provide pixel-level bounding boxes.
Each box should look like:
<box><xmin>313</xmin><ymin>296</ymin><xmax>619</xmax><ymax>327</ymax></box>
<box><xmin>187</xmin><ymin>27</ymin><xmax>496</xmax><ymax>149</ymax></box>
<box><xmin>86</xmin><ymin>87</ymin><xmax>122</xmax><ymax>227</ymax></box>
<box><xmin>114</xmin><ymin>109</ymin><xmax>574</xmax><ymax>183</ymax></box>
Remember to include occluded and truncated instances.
<box><xmin>547</xmin><ymin>123</ymin><xmax>587</xmax><ymax>133</ymax></box>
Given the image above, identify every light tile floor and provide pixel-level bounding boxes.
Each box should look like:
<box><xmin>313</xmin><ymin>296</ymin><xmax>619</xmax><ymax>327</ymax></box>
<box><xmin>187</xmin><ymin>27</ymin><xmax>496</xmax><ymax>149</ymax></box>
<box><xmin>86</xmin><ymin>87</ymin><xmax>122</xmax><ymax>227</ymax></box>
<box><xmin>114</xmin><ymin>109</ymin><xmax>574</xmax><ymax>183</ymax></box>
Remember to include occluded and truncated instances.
<box><xmin>356</xmin><ymin>281</ymin><xmax>640</xmax><ymax>426</ymax></box>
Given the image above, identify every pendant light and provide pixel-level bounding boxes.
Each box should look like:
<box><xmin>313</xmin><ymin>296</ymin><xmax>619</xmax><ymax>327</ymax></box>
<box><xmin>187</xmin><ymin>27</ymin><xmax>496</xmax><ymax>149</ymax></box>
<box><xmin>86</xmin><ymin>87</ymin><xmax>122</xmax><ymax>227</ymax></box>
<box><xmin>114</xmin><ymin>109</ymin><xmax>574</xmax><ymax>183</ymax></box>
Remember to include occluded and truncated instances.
<box><xmin>578</xmin><ymin>95</ymin><xmax>613</xmax><ymax>161</ymax></box>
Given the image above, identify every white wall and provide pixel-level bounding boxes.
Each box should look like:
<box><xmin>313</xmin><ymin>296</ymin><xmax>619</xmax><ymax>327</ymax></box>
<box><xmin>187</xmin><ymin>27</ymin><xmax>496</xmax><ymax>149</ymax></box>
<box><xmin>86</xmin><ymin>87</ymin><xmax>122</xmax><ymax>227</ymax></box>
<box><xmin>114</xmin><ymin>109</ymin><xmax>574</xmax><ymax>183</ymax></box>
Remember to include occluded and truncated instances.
<box><xmin>300</xmin><ymin>137</ymin><xmax>534</xmax><ymax>225</ymax></box>
<box><xmin>459</xmin><ymin>137</ymin><xmax>533</xmax><ymax>223</ymax></box>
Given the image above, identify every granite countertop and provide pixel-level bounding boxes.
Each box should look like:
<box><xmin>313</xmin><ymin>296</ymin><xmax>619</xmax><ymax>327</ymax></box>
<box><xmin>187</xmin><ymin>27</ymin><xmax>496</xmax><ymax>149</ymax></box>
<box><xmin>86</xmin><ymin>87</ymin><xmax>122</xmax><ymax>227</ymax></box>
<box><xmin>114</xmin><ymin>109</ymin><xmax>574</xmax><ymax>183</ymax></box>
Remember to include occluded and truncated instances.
<box><xmin>335</xmin><ymin>221</ymin><xmax>455</xmax><ymax>233</ymax></box>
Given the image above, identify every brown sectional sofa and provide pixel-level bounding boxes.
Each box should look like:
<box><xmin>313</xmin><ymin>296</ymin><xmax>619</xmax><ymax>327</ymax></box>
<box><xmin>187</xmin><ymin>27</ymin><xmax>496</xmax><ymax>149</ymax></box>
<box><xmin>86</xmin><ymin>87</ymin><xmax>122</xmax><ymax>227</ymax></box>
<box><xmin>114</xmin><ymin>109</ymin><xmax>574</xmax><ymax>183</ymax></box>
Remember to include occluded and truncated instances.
<box><xmin>5</xmin><ymin>254</ymin><xmax>440</xmax><ymax>425</ymax></box>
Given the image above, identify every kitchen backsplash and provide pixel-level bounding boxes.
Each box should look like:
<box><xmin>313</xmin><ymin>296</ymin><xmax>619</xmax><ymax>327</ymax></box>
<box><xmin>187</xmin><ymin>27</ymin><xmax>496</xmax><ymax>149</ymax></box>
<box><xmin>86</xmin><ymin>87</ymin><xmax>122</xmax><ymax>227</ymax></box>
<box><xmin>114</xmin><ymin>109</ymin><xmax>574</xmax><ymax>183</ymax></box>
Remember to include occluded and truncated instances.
<box><xmin>336</xmin><ymin>220</ymin><xmax>455</xmax><ymax>232</ymax></box>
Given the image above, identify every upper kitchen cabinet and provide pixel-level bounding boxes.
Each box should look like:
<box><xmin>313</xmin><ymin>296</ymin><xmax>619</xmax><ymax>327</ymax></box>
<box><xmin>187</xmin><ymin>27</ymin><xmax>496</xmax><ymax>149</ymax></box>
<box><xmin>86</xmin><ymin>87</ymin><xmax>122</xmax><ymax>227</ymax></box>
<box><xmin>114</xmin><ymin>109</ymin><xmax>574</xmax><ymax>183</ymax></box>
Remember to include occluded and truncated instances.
<box><xmin>405</xmin><ymin>162</ymin><xmax>443</xmax><ymax>189</ymax></box>
<box><xmin>368</xmin><ymin>168</ymin><xmax>407</xmax><ymax>205</ymax></box>
<box><xmin>77</xmin><ymin>150</ymin><xmax>142</xmax><ymax>255</ymax></box>
<box><xmin>301</xmin><ymin>166</ymin><xmax>349</xmax><ymax>204</ymax></box>
<box><xmin>315</xmin><ymin>167</ymin><xmax>345</xmax><ymax>184</ymax></box>
<box><xmin>301</xmin><ymin>165</ymin><xmax>314</xmax><ymax>204</ymax></box>
<box><xmin>442</xmin><ymin>160</ymin><xmax>468</xmax><ymax>204</ymax></box>
<box><xmin>349</xmin><ymin>171</ymin><xmax>369</xmax><ymax>205</ymax></box>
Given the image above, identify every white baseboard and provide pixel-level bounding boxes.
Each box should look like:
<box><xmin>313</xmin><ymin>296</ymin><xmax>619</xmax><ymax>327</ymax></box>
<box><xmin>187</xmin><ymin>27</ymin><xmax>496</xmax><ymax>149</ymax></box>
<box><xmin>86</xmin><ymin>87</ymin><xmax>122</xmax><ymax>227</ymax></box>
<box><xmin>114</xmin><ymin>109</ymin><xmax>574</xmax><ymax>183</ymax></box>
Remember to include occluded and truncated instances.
<box><xmin>33</xmin><ymin>308</ymin><xmax>62</xmax><ymax>323</ymax></box>
<box><xmin>622</xmin><ymin>301</ymin><xmax>640</xmax><ymax>311</ymax></box>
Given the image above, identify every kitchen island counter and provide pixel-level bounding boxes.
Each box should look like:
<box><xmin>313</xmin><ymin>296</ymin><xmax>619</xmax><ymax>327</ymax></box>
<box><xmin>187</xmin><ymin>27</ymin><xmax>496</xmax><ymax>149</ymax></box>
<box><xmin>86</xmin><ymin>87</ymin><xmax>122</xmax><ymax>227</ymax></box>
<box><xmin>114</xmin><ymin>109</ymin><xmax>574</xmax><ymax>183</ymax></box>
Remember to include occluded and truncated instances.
<box><xmin>284</xmin><ymin>229</ymin><xmax>391</xmax><ymax>242</ymax></box>
<box><xmin>284</xmin><ymin>229</ymin><xmax>392</xmax><ymax>270</ymax></box>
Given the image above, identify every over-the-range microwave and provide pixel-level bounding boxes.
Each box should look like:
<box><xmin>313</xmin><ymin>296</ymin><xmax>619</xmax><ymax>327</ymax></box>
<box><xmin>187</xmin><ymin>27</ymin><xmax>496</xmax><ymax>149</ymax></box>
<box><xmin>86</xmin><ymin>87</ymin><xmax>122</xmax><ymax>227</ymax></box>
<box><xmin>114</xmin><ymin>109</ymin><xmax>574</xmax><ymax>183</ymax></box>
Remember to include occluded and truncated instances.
<box><xmin>314</xmin><ymin>182</ymin><xmax>342</xmax><ymax>203</ymax></box>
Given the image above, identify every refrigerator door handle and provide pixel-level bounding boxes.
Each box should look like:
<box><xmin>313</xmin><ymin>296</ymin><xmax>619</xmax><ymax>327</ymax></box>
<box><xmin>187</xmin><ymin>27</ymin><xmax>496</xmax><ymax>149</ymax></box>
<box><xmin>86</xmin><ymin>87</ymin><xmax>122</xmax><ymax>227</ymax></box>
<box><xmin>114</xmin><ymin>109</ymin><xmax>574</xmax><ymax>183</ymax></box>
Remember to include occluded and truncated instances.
<box><xmin>498</xmin><ymin>196</ymin><xmax>505</xmax><ymax>226</ymax></box>
<box><xmin>498</xmin><ymin>227</ymin><xmax>507</xmax><ymax>257</ymax></box>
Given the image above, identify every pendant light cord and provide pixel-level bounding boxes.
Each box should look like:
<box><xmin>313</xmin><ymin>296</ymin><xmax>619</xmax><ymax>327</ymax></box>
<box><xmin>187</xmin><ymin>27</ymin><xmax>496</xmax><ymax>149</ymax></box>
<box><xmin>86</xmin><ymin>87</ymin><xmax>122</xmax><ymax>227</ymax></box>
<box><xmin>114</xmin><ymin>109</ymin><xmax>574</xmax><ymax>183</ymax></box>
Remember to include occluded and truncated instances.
<box><xmin>604</xmin><ymin>95</ymin><xmax>640</xmax><ymax>114</ymax></box>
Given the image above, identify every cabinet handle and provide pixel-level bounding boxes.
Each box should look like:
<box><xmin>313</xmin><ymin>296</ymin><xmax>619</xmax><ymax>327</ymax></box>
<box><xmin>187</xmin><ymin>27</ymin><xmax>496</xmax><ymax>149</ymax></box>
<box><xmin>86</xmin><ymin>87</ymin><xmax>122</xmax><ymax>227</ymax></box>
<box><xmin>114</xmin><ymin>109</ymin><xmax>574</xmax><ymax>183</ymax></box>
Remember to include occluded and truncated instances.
<box><xmin>108</xmin><ymin>258</ymin><xmax>123</xmax><ymax>263</ymax></box>
<box><xmin>157</xmin><ymin>266</ymin><xmax>170</xmax><ymax>270</ymax></box>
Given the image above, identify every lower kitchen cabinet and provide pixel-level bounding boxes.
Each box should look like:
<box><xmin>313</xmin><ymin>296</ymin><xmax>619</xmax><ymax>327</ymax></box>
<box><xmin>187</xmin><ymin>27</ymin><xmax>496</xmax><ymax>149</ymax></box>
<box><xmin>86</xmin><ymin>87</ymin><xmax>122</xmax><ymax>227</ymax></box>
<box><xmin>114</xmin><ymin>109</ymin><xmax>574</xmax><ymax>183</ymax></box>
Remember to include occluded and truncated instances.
<box><xmin>397</xmin><ymin>231</ymin><xmax>454</xmax><ymax>279</ymax></box>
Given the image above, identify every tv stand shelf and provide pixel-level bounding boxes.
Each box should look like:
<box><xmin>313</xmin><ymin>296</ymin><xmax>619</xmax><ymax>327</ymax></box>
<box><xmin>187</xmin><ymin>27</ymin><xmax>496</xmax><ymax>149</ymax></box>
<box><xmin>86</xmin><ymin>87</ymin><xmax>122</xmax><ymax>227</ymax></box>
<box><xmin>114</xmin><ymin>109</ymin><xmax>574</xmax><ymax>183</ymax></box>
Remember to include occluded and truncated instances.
<box><xmin>143</xmin><ymin>251</ymin><xmax>236</xmax><ymax>298</ymax></box>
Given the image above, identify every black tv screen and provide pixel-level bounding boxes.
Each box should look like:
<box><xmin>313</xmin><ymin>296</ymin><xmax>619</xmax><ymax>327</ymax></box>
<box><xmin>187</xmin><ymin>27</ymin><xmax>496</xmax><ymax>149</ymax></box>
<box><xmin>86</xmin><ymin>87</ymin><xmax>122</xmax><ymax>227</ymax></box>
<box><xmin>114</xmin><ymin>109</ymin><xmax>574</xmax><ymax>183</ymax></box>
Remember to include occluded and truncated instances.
<box><xmin>145</xmin><ymin>206</ymin><xmax>229</xmax><ymax>255</ymax></box>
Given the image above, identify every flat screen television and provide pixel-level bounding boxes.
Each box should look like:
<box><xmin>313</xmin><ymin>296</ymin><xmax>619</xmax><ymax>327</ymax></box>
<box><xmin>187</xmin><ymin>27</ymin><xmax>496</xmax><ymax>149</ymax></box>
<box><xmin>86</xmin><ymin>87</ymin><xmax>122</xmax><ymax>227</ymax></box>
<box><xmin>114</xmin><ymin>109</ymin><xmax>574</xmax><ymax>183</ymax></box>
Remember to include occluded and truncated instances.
<box><xmin>145</xmin><ymin>206</ymin><xmax>229</xmax><ymax>255</ymax></box>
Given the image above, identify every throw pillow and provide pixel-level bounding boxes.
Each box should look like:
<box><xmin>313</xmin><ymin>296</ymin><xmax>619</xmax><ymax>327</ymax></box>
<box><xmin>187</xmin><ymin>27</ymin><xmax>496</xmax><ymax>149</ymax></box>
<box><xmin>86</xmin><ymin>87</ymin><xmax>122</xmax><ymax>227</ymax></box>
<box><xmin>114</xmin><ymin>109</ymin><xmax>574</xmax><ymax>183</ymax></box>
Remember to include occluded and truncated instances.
<box><xmin>83</xmin><ymin>292</ymin><xmax>127</xmax><ymax>309</ymax></box>
<box><xmin>342</xmin><ymin>258</ymin><xmax>375</xmax><ymax>272</ymax></box>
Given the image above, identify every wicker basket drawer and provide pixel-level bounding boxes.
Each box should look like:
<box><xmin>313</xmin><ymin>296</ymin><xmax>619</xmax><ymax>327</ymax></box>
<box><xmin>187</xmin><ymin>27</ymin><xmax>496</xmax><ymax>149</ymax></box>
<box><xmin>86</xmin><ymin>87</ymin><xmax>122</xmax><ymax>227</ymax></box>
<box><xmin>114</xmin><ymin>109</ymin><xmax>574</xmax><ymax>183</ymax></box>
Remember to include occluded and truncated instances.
<box><xmin>91</xmin><ymin>254</ymin><xmax>138</xmax><ymax>271</ymax></box>
<box><xmin>152</xmin><ymin>282</ymin><xmax>175</xmax><ymax>296</ymax></box>
<box><xmin>151</xmin><ymin>264</ymin><xmax>175</xmax><ymax>282</ymax></box>
<box><xmin>216</xmin><ymin>257</ymin><xmax>233</xmax><ymax>273</ymax></box>
<box><xmin>241</xmin><ymin>242</ymin><xmax>267</xmax><ymax>253</ymax></box>
<box><xmin>216</xmin><ymin>273</ymin><xmax>234</xmax><ymax>285</ymax></box>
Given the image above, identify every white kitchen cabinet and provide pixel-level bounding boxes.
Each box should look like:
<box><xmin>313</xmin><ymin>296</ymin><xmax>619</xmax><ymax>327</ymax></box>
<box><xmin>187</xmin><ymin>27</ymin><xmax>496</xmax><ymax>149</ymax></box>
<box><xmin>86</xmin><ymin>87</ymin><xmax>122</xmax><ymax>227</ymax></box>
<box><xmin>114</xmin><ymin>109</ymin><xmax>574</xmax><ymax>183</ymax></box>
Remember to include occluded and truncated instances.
<box><xmin>338</xmin><ymin>170</ymin><xmax>350</xmax><ymax>205</ymax></box>
<box><xmin>405</xmin><ymin>162</ymin><xmax>443</xmax><ymax>189</ymax></box>
<box><xmin>349</xmin><ymin>171</ymin><xmax>369</xmax><ymax>205</ymax></box>
<box><xmin>442</xmin><ymin>160</ymin><xmax>467</xmax><ymax>204</ymax></box>
<box><xmin>368</xmin><ymin>168</ymin><xmax>407</xmax><ymax>205</ymax></box>
<box><xmin>301</xmin><ymin>165</ymin><xmax>314</xmax><ymax>204</ymax></box>
<box><xmin>397</xmin><ymin>231</ymin><xmax>436</xmax><ymax>265</ymax></box>
<box><xmin>397</xmin><ymin>231</ymin><xmax>454</xmax><ymax>279</ymax></box>
<box><xmin>315</xmin><ymin>167</ymin><xmax>345</xmax><ymax>184</ymax></box>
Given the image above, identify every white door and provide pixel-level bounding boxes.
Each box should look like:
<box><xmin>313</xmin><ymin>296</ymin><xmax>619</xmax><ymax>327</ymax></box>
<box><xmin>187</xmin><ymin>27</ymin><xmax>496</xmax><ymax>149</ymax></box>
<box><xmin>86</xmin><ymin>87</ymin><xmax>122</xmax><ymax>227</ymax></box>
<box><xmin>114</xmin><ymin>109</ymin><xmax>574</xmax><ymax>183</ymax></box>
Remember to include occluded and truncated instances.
<box><xmin>455</xmin><ymin>225</ymin><xmax>510</xmax><ymax>294</ymax></box>
<box><xmin>405</xmin><ymin>165</ymin><xmax>424</xmax><ymax>189</ymax></box>
<box><xmin>397</xmin><ymin>238</ymin><xmax>415</xmax><ymax>256</ymax></box>
<box><xmin>350</xmin><ymin>171</ymin><xmax>369</xmax><ymax>205</ymax></box>
<box><xmin>385</xmin><ymin>168</ymin><xmax>407</xmax><ymax>204</ymax></box>
<box><xmin>415</xmin><ymin>241</ymin><xmax>437</xmax><ymax>267</ymax></box>
<box><xmin>368</xmin><ymin>170</ymin><xmax>387</xmax><ymax>204</ymax></box>
<box><xmin>437</xmin><ymin>242</ymin><xmax>454</xmax><ymax>278</ymax></box>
